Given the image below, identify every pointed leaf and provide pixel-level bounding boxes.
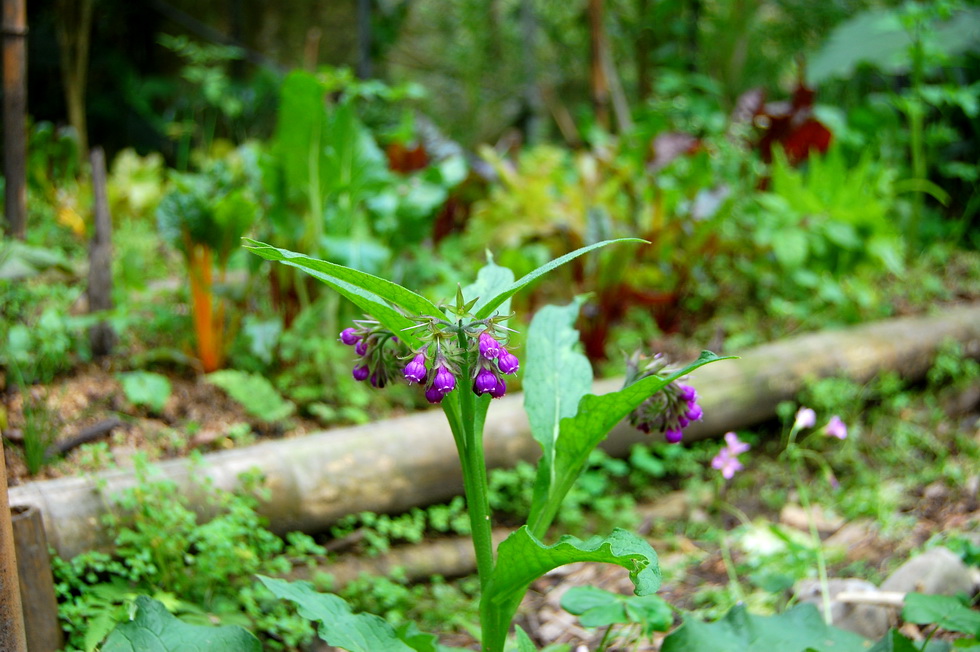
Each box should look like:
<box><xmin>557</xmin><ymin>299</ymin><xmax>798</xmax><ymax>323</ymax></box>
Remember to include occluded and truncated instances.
<box><xmin>473</xmin><ymin>238</ymin><xmax>646</xmax><ymax>320</ymax></box>
<box><xmin>257</xmin><ymin>576</ymin><xmax>417</xmax><ymax>652</ymax></box>
<box><xmin>244</xmin><ymin>239</ymin><xmax>444</xmax><ymax>348</ymax></box>
<box><xmin>100</xmin><ymin>595</ymin><xmax>260</xmax><ymax>652</ymax></box>
<box><xmin>530</xmin><ymin>351</ymin><xmax>735</xmax><ymax>534</ymax></box>
<box><xmin>514</xmin><ymin>626</ymin><xmax>538</xmax><ymax>652</ymax></box>
<box><xmin>461</xmin><ymin>256</ymin><xmax>516</xmax><ymax>318</ymax></box>
<box><xmin>524</xmin><ymin>300</ymin><xmax>592</xmax><ymax>513</ymax></box>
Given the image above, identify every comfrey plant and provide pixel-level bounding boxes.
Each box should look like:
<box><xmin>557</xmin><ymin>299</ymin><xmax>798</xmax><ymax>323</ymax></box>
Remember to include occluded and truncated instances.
<box><xmin>243</xmin><ymin>237</ymin><xmax>733</xmax><ymax>652</ymax></box>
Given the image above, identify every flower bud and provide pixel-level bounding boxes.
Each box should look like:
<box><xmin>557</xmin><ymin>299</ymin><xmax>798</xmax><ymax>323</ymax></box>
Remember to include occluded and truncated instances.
<box><xmin>340</xmin><ymin>327</ymin><xmax>360</xmax><ymax>346</ymax></box>
<box><xmin>425</xmin><ymin>386</ymin><xmax>445</xmax><ymax>404</ymax></box>
<box><xmin>479</xmin><ymin>332</ymin><xmax>501</xmax><ymax>360</ymax></box>
<box><xmin>497</xmin><ymin>348</ymin><xmax>520</xmax><ymax>375</ymax></box>
<box><xmin>488</xmin><ymin>377</ymin><xmax>507</xmax><ymax>399</ymax></box>
<box><xmin>403</xmin><ymin>353</ymin><xmax>427</xmax><ymax>384</ymax></box>
<box><xmin>473</xmin><ymin>368</ymin><xmax>498</xmax><ymax>395</ymax></box>
<box><xmin>352</xmin><ymin>365</ymin><xmax>369</xmax><ymax>381</ymax></box>
<box><xmin>432</xmin><ymin>365</ymin><xmax>456</xmax><ymax>394</ymax></box>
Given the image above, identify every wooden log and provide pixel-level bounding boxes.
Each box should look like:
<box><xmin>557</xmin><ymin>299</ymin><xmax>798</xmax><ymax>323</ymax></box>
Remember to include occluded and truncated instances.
<box><xmin>8</xmin><ymin>303</ymin><xmax>980</xmax><ymax>561</ymax></box>
<box><xmin>11</xmin><ymin>506</ymin><xmax>62</xmax><ymax>652</ymax></box>
<box><xmin>88</xmin><ymin>147</ymin><xmax>116</xmax><ymax>357</ymax></box>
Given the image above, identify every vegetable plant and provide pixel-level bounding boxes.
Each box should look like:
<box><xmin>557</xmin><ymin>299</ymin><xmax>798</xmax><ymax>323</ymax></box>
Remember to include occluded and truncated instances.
<box><xmin>156</xmin><ymin>147</ymin><xmax>261</xmax><ymax>372</ymax></box>
<box><xmin>244</xmin><ymin>237</ymin><xmax>733</xmax><ymax>651</ymax></box>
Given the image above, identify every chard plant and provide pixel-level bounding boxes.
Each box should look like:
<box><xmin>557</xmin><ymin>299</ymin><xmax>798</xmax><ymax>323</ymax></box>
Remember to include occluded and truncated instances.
<box><xmin>244</xmin><ymin>237</ymin><xmax>733</xmax><ymax>652</ymax></box>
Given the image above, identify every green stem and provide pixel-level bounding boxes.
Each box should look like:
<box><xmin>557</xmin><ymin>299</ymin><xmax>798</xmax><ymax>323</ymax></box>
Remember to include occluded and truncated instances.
<box><xmin>596</xmin><ymin>624</ymin><xmax>616</xmax><ymax>652</ymax></box>
<box><xmin>795</xmin><ymin>468</ymin><xmax>833</xmax><ymax>624</ymax></box>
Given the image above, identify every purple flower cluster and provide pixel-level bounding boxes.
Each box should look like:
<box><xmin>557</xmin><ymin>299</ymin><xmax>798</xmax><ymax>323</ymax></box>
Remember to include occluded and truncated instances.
<box><xmin>711</xmin><ymin>432</ymin><xmax>750</xmax><ymax>479</ymax></box>
<box><xmin>339</xmin><ymin>322</ymin><xmax>405</xmax><ymax>388</ymax></box>
<box><xmin>625</xmin><ymin>353</ymin><xmax>704</xmax><ymax>444</ymax></box>
<box><xmin>340</xmin><ymin>317</ymin><xmax>519</xmax><ymax>405</ymax></box>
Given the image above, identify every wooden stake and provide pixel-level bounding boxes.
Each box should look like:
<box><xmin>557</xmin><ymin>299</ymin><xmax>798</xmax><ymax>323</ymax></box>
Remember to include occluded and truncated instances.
<box><xmin>88</xmin><ymin>147</ymin><xmax>116</xmax><ymax>357</ymax></box>
<box><xmin>2</xmin><ymin>0</ymin><xmax>27</xmax><ymax>239</ymax></box>
<box><xmin>12</xmin><ymin>506</ymin><xmax>63</xmax><ymax>651</ymax></box>
<box><xmin>0</xmin><ymin>449</ymin><xmax>27</xmax><ymax>652</ymax></box>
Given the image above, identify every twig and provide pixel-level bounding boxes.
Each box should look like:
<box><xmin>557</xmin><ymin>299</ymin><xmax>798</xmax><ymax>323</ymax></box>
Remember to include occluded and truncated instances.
<box><xmin>46</xmin><ymin>417</ymin><xmax>122</xmax><ymax>457</ymax></box>
<box><xmin>834</xmin><ymin>591</ymin><xmax>906</xmax><ymax>608</ymax></box>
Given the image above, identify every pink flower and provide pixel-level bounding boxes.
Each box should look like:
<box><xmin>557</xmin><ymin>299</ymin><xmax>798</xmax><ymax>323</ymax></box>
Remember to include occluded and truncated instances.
<box><xmin>711</xmin><ymin>448</ymin><xmax>744</xmax><ymax>479</ymax></box>
<box><xmin>723</xmin><ymin>431</ymin><xmax>750</xmax><ymax>455</ymax></box>
<box><xmin>711</xmin><ymin>431</ymin><xmax>750</xmax><ymax>479</ymax></box>
<box><xmin>824</xmin><ymin>415</ymin><xmax>848</xmax><ymax>440</ymax></box>
<box><xmin>794</xmin><ymin>406</ymin><xmax>816</xmax><ymax>430</ymax></box>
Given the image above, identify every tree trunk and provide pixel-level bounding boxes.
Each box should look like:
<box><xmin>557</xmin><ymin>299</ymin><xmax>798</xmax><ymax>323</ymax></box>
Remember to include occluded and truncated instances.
<box><xmin>589</xmin><ymin>0</ymin><xmax>610</xmax><ymax>131</ymax></box>
<box><xmin>55</xmin><ymin>0</ymin><xmax>94</xmax><ymax>156</ymax></box>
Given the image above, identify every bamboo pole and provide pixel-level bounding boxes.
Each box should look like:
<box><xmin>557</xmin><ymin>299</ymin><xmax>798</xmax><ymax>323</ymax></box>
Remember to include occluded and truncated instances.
<box><xmin>8</xmin><ymin>302</ymin><xmax>980</xmax><ymax>561</ymax></box>
<box><xmin>0</xmin><ymin>449</ymin><xmax>27</xmax><ymax>652</ymax></box>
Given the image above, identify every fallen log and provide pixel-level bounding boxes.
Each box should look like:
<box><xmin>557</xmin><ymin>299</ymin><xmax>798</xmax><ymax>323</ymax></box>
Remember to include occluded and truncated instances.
<box><xmin>8</xmin><ymin>303</ymin><xmax>980</xmax><ymax>560</ymax></box>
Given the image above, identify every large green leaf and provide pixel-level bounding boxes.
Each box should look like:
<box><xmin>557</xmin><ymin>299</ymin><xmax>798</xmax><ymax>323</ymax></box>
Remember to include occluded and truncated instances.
<box><xmin>473</xmin><ymin>238</ymin><xmax>646</xmax><ymax>320</ymax></box>
<box><xmin>482</xmin><ymin>527</ymin><xmax>660</xmax><ymax>652</ymax></box>
<box><xmin>528</xmin><ymin>351</ymin><xmax>734</xmax><ymax>535</ymax></box>
<box><xmin>660</xmin><ymin>603</ymin><xmax>868</xmax><ymax>652</ymax></box>
<box><xmin>903</xmin><ymin>593</ymin><xmax>980</xmax><ymax>636</ymax></box>
<box><xmin>244</xmin><ymin>239</ymin><xmax>445</xmax><ymax>348</ymax></box>
<box><xmin>808</xmin><ymin>7</ymin><xmax>980</xmax><ymax>85</ymax></box>
<box><xmin>100</xmin><ymin>595</ymin><xmax>260</xmax><ymax>652</ymax></box>
<box><xmin>257</xmin><ymin>576</ymin><xmax>420</xmax><ymax>652</ymax></box>
<box><xmin>523</xmin><ymin>299</ymin><xmax>592</xmax><ymax>524</ymax></box>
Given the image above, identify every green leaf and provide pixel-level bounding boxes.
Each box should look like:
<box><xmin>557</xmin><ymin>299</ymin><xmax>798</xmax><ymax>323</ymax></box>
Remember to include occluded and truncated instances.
<box><xmin>244</xmin><ymin>238</ymin><xmax>443</xmax><ymax>348</ymax></box>
<box><xmin>530</xmin><ymin>351</ymin><xmax>734</xmax><ymax>535</ymax></box>
<box><xmin>100</xmin><ymin>595</ymin><xmax>260</xmax><ymax>652</ymax></box>
<box><xmin>903</xmin><ymin>593</ymin><xmax>980</xmax><ymax>637</ymax></box>
<box><xmin>661</xmin><ymin>603</ymin><xmax>868</xmax><ymax>652</ymax></box>
<box><xmin>257</xmin><ymin>576</ymin><xmax>421</xmax><ymax>652</ymax></box>
<box><xmin>868</xmin><ymin>630</ymin><xmax>938</xmax><ymax>652</ymax></box>
<box><xmin>461</xmin><ymin>255</ymin><xmax>516</xmax><ymax>318</ymax></box>
<box><xmin>206</xmin><ymin>370</ymin><xmax>295</xmax><ymax>423</ymax></box>
<box><xmin>560</xmin><ymin>585</ymin><xmax>672</xmax><ymax>631</ymax></box>
<box><xmin>514</xmin><ymin>626</ymin><xmax>538</xmax><ymax>652</ymax></box>
<box><xmin>524</xmin><ymin>299</ymin><xmax>592</xmax><ymax>525</ymax></box>
<box><xmin>118</xmin><ymin>371</ymin><xmax>172</xmax><ymax>413</ymax></box>
<box><xmin>473</xmin><ymin>238</ymin><xmax>646</xmax><ymax>320</ymax></box>
<box><xmin>482</xmin><ymin>527</ymin><xmax>660</xmax><ymax>652</ymax></box>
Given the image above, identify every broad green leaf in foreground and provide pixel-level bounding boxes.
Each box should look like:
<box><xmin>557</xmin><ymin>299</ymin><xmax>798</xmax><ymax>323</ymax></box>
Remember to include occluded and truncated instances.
<box><xmin>528</xmin><ymin>350</ymin><xmax>736</xmax><ymax>535</ymax></box>
<box><xmin>258</xmin><ymin>576</ymin><xmax>435</xmax><ymax>652</ymax></box>
<box><xmin>523</xmin><ymin>299</ymin><xmax>592</xmax><ymax>516</ymax></box>
<box><xmin>867</xmin><ymin>630</ymin><xmax>945</xmax><ymax>652</ymax></box>
<box><xmin>661</xmin><ymin>603</ymin><xmax>868</xmax><ymax>652</ymax></box>
<box><xmin>482</xmin><ymin>527</ymin><xmax>660</xmax><ymax>652</ymax></box>
<box><xmin>903</xmin><ymin>592</ymin><xmax>980</xmax><ymax>637</ymax></box>
<box><xmin>100</xmin><ymin>595</ymin><xmax>260</xmax><ymax>652</ymax></box>
<box><xmin>473</xmin><ymin>238</ymin><xmax>646</xmax><ymax>320</ymax></box>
